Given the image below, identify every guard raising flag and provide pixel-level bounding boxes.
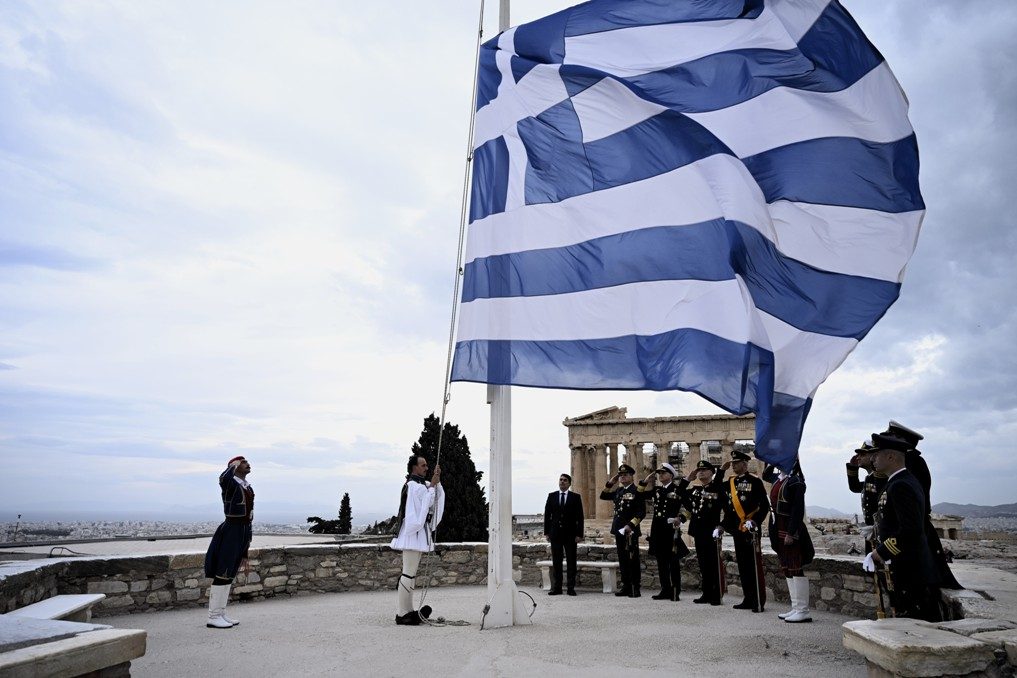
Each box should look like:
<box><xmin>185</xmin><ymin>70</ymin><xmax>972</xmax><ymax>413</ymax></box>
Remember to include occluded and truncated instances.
<box><xmin>452</xmin><ymin>0</ymin><xmax>926</xmax><ymax>472</ymax></box>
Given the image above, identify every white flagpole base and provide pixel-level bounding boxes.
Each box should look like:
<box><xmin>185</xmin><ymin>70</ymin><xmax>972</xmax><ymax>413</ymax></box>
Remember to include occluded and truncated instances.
<box><xmin>484</xmin><ymin>579</ymin><xmax>532</xmax><ymax>629</ymax></box>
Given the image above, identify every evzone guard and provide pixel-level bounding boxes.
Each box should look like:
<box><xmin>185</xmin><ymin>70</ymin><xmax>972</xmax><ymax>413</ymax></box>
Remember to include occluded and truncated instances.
<box><xmin>717</xmin><ymin>450</ymin><xmax>770</xmax><ymax>613</ymax></box>
<box><xmin>203</xmin><ymin>456</ymin><xmax>254</xmax><ymax>629</ymax></box>
<box><xmin>601</xmin><ymin>464</ymin><xmax>645</xmax><ymax>598</ymax></box>
<box><xmin>763</xmin><ymin>461</ymin><xmax>815</xmax><ymax>623</ymax></box>
<box><xmin>391</xmin><ymin>454</ymin><xmax>445</xmax><ymax>626</ymax></box>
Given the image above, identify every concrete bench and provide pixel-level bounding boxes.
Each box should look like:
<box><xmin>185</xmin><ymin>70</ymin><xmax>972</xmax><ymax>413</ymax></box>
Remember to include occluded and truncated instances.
<box><xmin>6</xmin><ymin>594</ymin><xmax>106</xmax><ymax>623</ymax></box>
<box><xmin>535</xmin><ymin>560</ymin><xmax>619</xmax><ymax>594</ymax></box>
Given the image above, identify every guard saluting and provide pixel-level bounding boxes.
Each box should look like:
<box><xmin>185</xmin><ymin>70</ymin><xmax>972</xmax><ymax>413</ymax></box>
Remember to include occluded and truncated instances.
<box><xmin>718</xmin><ymin>450</ymin><xmax>770</xmax><ymax>612</ymax></box>
<box><xmin>637</xmin><ymin>463</ymin><xmax>689</xmax><ymax>601</ymax></box>
<box><xmin>865</xmin><ymin>431</ymin><xmax>942</xmax><ymax>622</ymax></box>
<box><xmin>846</xmin><ymin>440</ymin><xmax>886</xmax><ymax>552</ymax></box>
<box><xmin>680</xmin><ymin>459</ymin><xmax>729</xmax><ymax>605</ymax></box>
<box><xmin>601</xmin><ymin>464</ymin><xmax>645</xmax><ymax>598</ymax></box>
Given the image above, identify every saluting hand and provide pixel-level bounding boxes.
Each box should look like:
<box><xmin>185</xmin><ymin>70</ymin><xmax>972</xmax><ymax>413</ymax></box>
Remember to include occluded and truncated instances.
<box><xmin>721</xmin><ymin>460</ymin><xmax>732</xmax><ymax>471</ymax></box>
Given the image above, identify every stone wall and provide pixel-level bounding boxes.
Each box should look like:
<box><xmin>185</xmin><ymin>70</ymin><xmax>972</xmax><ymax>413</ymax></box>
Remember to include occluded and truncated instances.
<box><xmin>1</xmin><ymin>543</ymin><xmax>882</xmax><ymax>619</ymax></box>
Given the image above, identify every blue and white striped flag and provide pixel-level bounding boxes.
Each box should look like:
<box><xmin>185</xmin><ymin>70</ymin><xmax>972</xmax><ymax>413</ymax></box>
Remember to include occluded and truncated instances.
<box><xmin>451</xmin><ymin>0</ymin><xmax>923</xmax><ymax>470</ymax></box>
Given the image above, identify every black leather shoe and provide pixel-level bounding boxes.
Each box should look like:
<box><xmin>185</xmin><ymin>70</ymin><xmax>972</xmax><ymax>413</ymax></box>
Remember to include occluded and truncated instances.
<box><xmin>732</xmin><ymin>601</ymin><xmax>753</xmax><ymax>609</ymax></box>
<box><xmin>395</xmin><ymin>612</ymin><xmax>420</xmax><ymax>626</ymax></box>
<box><xmin>566</xmin><ymin>589</ymin><xmax>577</xmax><ymax>596</ymax></box>
<box><xmin>548</xmin><ymin>589</ymin><xmax>562</xmax><ymax>596</ymax></box>
<box><xmin>651</xmin><ymin>592</ymin><xmax>670</xmax><ymax>600</ymax></box>
<box><xmin>614</xmin><ymin>589</ymin><xmax>632</xmax><ymax>597</ymax></box>
<box><xmin>693</xmin><ymin>596</ymin><xmax>709</xmax><ymax>604</ymax></box>
<box><xmin>710</xmin><ymin>600</ymin><xmax>722</xmax><ymax>606</ymax></box>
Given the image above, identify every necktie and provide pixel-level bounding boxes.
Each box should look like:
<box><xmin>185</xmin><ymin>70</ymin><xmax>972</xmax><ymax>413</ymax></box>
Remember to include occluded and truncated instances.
<box><xmin>560</xmin><ymin>492</ymin><xmax>565</xmax><ymax>507</ymax></box>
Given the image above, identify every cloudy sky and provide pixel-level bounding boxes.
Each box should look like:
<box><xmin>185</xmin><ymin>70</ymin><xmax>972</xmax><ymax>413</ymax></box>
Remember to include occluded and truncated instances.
<box><xmin>1</xmin><ymin>1</ymin><xmax>1015</xmax><ymax>525</ymax></box>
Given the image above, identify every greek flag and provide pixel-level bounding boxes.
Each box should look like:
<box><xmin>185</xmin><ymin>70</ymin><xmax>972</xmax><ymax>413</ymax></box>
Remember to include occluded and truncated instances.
<box><xmin>450</xmin><ymin>0</ymin><xmax>923</xmax><ymax>470</ymax></box>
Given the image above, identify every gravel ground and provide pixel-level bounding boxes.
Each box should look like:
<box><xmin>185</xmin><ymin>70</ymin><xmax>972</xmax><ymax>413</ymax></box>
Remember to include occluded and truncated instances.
<box><xmin>103</xmin><ymin>585</ymin><xmax>864</xmax><ymax>677</ymax></box>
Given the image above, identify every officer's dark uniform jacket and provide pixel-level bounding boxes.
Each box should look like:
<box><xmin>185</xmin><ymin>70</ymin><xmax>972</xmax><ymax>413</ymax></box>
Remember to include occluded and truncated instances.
<box><xmin>720</xmin><ymin>472</ymin><xmax>769</xmax><ymax>534</ymax></box>
<box><xmin>846</xmin><ymin>464</ymin><xmax>887</xmax><ymax>526</ymax></box>
<box><xmin>638</xmin><ymin>480</ymin><xmax>686</xmax><ymax>557</ymax></box>
<box><xmin>681</xmin><ymin>471</ymin><xmax>727</xmax><ymax>537</ymax></box>
<box><xmin>601</xmin><ymin>483</ymin><xmax>646</xmax><ymax>536</ymax></box>
<box><xmin>874</xmin><ymin>469</ymin><xmax>937</xmax><ymax>586</ymax></box>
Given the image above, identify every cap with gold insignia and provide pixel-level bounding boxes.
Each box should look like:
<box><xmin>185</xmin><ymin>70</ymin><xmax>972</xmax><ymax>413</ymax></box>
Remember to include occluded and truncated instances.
<box><xmin>695</xmin><ymin>459</ymin><xmax>716</xmax><ymax>472</ymax></box>
<box><xmin>884</xmin><ymin>420</ymin><xmax>923</xmax><ymax>449</ymax></box>
<box><xmin>871</xmin><ymin>431</ymin><xmax>910</xmax><ymax>453</ymax></box>
<box><xmin>617</xmin><ymin>464</ymin><xmax>635</xmax><ymax>475</ymax></box>
<box><xmin>656</xmin><ymin>462</ymin><xmax>678</xmax><ymax>476</ymax></box>
<box><xmin>854</xmin><ymin>440</ymin><xmax>875</xmax><ymax>455</ymax></box>
<box><xmin>730</xmin><ymin>450</ymin><xmax>752</xmax><ymax>462</ymax></box>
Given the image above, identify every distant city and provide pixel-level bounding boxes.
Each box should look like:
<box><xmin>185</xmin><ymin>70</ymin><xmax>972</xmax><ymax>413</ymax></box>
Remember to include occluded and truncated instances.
<box><xmin>0</xmin><ymin>519</ymin><xmax>347</xmax><ymax>543</ymax></box>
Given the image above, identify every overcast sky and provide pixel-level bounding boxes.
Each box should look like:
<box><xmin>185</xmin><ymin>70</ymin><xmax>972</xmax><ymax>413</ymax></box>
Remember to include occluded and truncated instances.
<box><xmin>2</xmin><ymin>1</ymin><xmax>1015</xmax><ymax>524</ymax></box>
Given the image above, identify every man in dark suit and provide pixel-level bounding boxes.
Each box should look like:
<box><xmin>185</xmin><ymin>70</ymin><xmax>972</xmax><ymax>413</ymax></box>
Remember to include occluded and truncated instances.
<box><xmin>544</xmin><ymin>473</ymin><xmax>584</xmax><ymax>596</ymax></box>
<box><xmin>866</xmin><ymin>431</ymin><xmax>942</xmax><ymax>622</ymax></box>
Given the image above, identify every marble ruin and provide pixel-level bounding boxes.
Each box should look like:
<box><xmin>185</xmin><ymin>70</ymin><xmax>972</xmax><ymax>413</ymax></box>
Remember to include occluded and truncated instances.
<box><xmin>563</xmin><ymin>407</ymin><xmax>757</xmax><ymax>520</ymax></box>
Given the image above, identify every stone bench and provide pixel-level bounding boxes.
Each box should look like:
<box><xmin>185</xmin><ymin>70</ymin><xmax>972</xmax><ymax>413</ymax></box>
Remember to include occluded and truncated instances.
<box><xmin>0</xmin><ymin>615</ymin><xmax>146</xmax><ymax>678</ymax></box>
<box><xmin>535</xmin><ymin>560</ymin><xmax>619</xmax><ymax>594</ymax></box>
<box><xmin>6</xmin><ymin>594</ymin><xmax>107</xmax><ymax>623</ymax></box>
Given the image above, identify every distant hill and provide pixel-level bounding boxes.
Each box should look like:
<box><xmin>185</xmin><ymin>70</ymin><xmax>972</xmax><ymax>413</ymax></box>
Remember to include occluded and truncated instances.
<box><xmin>933</xmin><ymin>502</ymin><xmax>1017</xmax><ymax>519</ymax></box>
<box><xmin>807</xmin><ymin>505</ymin><xmax>851</xmax><ymax>519</ymax></box>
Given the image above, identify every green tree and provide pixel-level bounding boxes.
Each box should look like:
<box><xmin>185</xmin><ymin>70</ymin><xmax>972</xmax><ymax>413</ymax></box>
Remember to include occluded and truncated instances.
<box><xmin>338</xmin><ymin>492</ymin><xmax>353</xmax><ymax>535</ymax></box>
<box><xmin>412</xmin><ymin>413</ymin><xmax>488</xmax><ymax>542</ymax></box>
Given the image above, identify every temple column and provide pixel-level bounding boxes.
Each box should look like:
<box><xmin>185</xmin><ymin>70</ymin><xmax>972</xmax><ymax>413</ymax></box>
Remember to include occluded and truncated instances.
<box><xmin>586</xmin><ymin>447</ymin><xmax>597</xmax><ymax>519</ymax></box>
<box><xmin>594</xmin><ymin>444</ymin><xmax>610</xmax><ymax>520</ymax></box>
<box><xmin>570</xmin><ymin>446</ymin><xmax>585</xmax><ymax>512</ymax></box>
<box><xmin>608</xmin><ymin>443</ymin><xmax>619</xmax><ymax>476</ymax></box>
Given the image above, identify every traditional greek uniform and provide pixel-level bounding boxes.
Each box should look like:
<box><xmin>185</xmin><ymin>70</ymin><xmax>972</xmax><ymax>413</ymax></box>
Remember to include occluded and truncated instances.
<box><xmin>204</xmin><ymin>465</ymin><xmax>254</xmax><ymax>580</ymax></box>
<box><xmin>391</xmin><ymin>475</ymin><xmax>445</xmax><ymax>622</ymax></box>
<box><xmin>764</xmin><ymin>465</ymin><xmax>814</xmax><ymax>622</ymax></box>
<box><xmin>204</xmin><ymin>461</ymin><xmax>254</xmax><ymax>628</ymax></box>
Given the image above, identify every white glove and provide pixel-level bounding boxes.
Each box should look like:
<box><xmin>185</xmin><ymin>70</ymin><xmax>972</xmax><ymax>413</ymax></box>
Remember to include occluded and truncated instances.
<box><xmin>744</xmin><ymin>520</ymin><xmax>755</xmax><ymax>530</ymax></box>
<box><xmin>712</xmin><ymin>528</ymin><xmax>723</xmax><ymax>539</ymax></box>
<box><xmin>862</xmin><ymin>552</ymin><xmax>876</xmax><ymax>572</ymax></box>
<box><xmin>618</xmin><ymin>525</ymin><xmax>631</xmax><ymax>536</ymax></box>
<box><xmin>667</xmin><ymin>517</ymin><xmax>677</xmax><ymax>525</ymax></box>
<box><xmin>859</xmin><ymin>525</ymin><xmax>874</xmax><ymax>540</ymax></box>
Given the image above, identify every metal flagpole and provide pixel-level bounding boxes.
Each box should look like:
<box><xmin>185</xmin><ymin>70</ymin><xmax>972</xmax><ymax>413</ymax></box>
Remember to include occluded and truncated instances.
<box><xmin>483</xmin><ymin>0</ymin><xmax>530</xmax><ymax>630</ymax></box>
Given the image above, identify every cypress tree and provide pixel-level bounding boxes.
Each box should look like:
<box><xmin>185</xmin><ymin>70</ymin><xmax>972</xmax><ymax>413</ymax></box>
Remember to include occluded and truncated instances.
<box><xmin>338</xmin><ymin>492</ymin><xmax>353</xmax><ymax>535</ymax></box>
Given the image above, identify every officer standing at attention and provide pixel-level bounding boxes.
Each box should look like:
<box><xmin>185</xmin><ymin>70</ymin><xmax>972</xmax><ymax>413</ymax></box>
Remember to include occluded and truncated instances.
<box><xmin>880</xmin><ymin>420</ymin><xmax>962</xmax><ymax>590</ymax></box>
<box><xmin>718</xmin><ymin>450</ymin><xmax>770</xmax><ymax>612</ymax></box>
<box><xmin>637</xmin><ymin>463</ymin><xmax>689</xmax><ymax>601</ymax></box>
<box><xmin>681</xmin><ymin>459</ymin><xmax>730</xmax><ymax>605</ymax></box>
<box><xmin>601</xmin><ymin>464</ymin><xmax>646</xmax><ymax>598</ymax></box>
<box><xmin>865</xmin><ymin>431</ymin><xmax>942</xmax><ymax>622</ymax></box>
<box><xmin>846</xmin><ymin>440</ymin><xmax>885</xmax><ymax>551</ymax></box>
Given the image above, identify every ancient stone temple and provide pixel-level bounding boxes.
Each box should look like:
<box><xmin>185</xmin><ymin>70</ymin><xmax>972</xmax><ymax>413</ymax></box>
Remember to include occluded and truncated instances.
<box><xmin>563</xmin><ymin>407</ymin><xmax>756</xmax><ymax>520</ymax></box>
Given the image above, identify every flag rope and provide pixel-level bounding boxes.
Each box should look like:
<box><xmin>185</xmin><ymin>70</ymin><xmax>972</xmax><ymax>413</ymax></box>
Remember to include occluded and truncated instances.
<box><xmin>434</xmin><ymin>0</ymin><xmax>485</xmax><ymax>472</ymax></box>
<box><xmin>416</xmin><ymin>0</ymin><xmax>486</xmax><ymax>625</ymax></box>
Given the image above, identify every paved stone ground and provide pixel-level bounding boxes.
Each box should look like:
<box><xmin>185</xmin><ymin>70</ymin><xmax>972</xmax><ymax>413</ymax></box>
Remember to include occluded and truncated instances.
<box><xmin>103</xmin><ymin>585</ymin><xmax>864</xmax><ymax>677</ymax></box>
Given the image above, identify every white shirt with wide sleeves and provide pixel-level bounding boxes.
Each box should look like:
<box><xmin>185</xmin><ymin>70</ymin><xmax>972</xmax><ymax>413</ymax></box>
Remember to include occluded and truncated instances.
<box><xmin>390</xmin><ymin>481</ymin><xmax>445</xmax><ymax>552</ymax></box>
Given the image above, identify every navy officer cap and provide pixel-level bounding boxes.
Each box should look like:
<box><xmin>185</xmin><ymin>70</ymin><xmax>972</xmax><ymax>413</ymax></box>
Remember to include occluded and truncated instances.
<box><xmin>617</xmin><ymin>464</ymin><xmax>635</xmax><ymax>475</ymax></box>
<box><xmin>730</xmin><ymin>450</ymin><xmax>753</xmax><ymax>462</ymax></box>
<box><xmin>884</xmin><ymin>420</ymin><xmax>923</xmax><ymax>448</ymax></box>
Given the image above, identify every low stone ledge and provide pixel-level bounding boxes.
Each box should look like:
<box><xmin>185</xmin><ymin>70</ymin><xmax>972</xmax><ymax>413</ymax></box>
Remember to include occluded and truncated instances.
<box><xmin>843</xmin><ymin>618</ymin><xmax>997</xmax><ymax>677</ymax></box>
<box><xmin>936</xmin><ymin>618</ymin><xmax>1017</xmax><ymax>637</ymax></box>
<box><xmin>970</xmin><ymin>629</ymin><xmax>1017</xmax><ymax>665</ymax></box>
<box><xmin>0</xmin><ymin>627</ymin><xmax>146</xmax><ymax>678</ymax></box>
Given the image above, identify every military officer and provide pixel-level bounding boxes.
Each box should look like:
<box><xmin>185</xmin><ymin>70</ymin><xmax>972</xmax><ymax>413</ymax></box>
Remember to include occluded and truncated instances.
<box><xmin>880</xmin><ymin>420</ymin><xmax>962</xmax><ymax>590</ymax></box>
<box><xmin>846</xmin><ymin>440</ymin><xmax>886</xmax><ymax>551</ymax></box>
<box><xmin>637</xmin><ymin>463</ymin><xmax>689</xmax><ymax>601</ymax></box>
<box><xmin>866</xmin><ymin>431</ymin><xmax>942</xmax><ymax>622</ymax></box>
<box><xmin>680</xmin><ymin>459</ymin><xmax>729</xmax><ymax>605</ymax></box>
<box><xmin>601</xmin><ymin>463</ymin><xmax>646</xmax><ymax>598</ymax></box>
<box><xmin>718</xmin><ymin>450</ymin><xmax>770</xmax><ymax>612</ymax></box>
